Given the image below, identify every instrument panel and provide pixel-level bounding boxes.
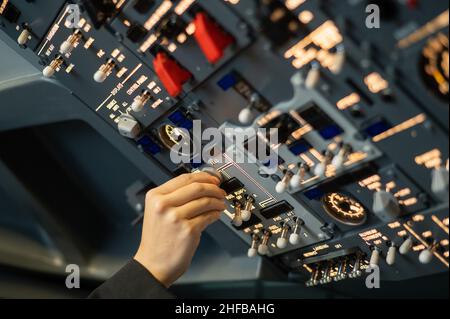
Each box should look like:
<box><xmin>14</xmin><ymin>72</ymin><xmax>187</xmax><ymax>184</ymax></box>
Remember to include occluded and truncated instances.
<box><xmin>1</xmin><ymin>0</ymin><xmax>448</xmax><ymax>291</ymax></box>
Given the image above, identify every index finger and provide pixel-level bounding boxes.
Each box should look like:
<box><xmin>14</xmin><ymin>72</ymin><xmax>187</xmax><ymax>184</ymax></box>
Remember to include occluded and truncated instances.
<box><xmin>156</xmin><ymin>172</ymin><xmax>221</xmax><ymax>195</ymax></box>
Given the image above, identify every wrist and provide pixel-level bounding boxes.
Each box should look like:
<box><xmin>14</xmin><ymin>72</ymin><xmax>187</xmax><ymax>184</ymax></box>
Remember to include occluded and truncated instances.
<box><xmin>134</xmin><ymin>249</ymin><xmax>172</xmax><ymax>288</ymax></box>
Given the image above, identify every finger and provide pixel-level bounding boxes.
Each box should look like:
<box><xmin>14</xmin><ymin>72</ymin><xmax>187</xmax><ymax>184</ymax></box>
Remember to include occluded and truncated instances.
<box><xmin>174</xmin><ymin>197</ymin><xmax>226</xmax><ymax>219</ymax></box>
<box><xmin>156</xmin><ymin>173</ymin><xmax>220</xmax><ymax>195</ymax></box>
<box><xmin>190</xmin><ymin>211</ymin><xmax>222</xmax><ymax>232</ymax></box>
<box><xmin>165</xmin><ymin>183</ymin><xmax>226</xmax><ymax>207</ymax></box>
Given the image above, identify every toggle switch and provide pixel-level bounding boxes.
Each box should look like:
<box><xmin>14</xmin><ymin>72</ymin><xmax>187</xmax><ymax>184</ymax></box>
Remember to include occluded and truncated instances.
<box><xmin>258</xmin><ymin>230</ymin><xmax>271</xmax><ymax>256</ymax></box>
<box><xmin>60</xmin><ymin>29</ymin><xmax>82</xmax><ymax>55</ymax></box>
<box><xmin>419</xmin><ymin>241</ymin><xmax>438</xmax><ymax>265</ymax></box>
<box><xmin>369</xmin><ymin>247</ymin><xmax>381</xmax><ymax>267</ymax></box>
<box><xmin>232</xmin><ymin>200</ymin><xmax>243</xmax><ymax>227</ymax></box>
<box><xmin>117</xmin><ymin>114</ymin><xmax>142</xmax><ymax>139</ymax></box>
<box><xmin>372</xmin><ymin>190</ymin><xmax>401</xmax><ymax>222</ymax></box>
<box><xmin>94</xmin><ymin>59</ymin><xmax>116</xmax><ymax>83</ymax></box>
<box><xmin>289</xmin><ymin>217</ymin><xmax>304</xmax><ymax>245</ymax></box>
<box><xmin>43</xmin><ymin>55</ymin><xmax>64</xmax><ymax>78</ymax></box>
<box><xmin>314</xmin><ymin>150</ymin><xmax>333</xmax><ymax>178</ymax></box>
<box><xmin>201</xmin><ymin>167</ymin><xmax>224</xmax><ymax>183</ymax></box>
<box><xmin>399</xmin><ymin>236</ymin><xmax>413</xmax><ymax>255</ymax></box>
<box><xmin>276</xmin><ymin>170</ymin><xmax>293</xmax><ymax>194</ymax></box>
<box><xmin>153</xmin><ymin>51</ymin><xmax>192</xmax><ymax>97</ymax></box>
<box><xmin>132</xmin><ymin>90</ymin><xmax>152</xmax><ymax>112</ymax></box>
<box><xmin>290</xmin><ymin>163</ymin><xmax>310</xmax><ymax>189</ymax></box>
<box><xmin>335</xmin><ymin>259</ymin><xmax>348</xmax><ymax>281</ymax></box>
<box><xmin>17</xmin><ymin>27</ymin><xmax>31</xmax><ymax>46</ymax></box>
<box><xmin>331</xmin><ymin>45</ymin><xmax>346</xmax><ymax>74</ymax></box>
<box><xmin>349</xmin><ymin>257</ymin><xmax>362</xmax><ymax>278</ymax></box>
<box><xmin>238</xmin><ymin>93</ymin><xmax>260</xmax><ymax>125</ymax></box>
<box><xmin>276</xmin><ymin>223</ymin><xmax>290</xmax><ymax>249</ymax></box>
<box><xmin>241</xmin><ymin>195</ymin><xmax>255</xmax><ymax>222</ymax></box>
<box><xmin>193</xmin><ymin>12</ymin><xmax>234</xmax><ymax>64</ymax></box>
<box><xmin>247</xmin><ymin>234</ymin><xmax>260</xmax><ymax>258</ymax></box>
<box><xmin>431</xmin><ymin>166</ymin><xmax>449</xmax><ymax>202</ymax></box>
<box><xmin>305</xmin><ymin>62</ymin><xmax>321</xmax><ymax>89</ymax></box>
<box><xmin>331</xmin><ymin>143</ymin><xmax>353</xmax><ymax>171</ymax></box>
<box><xmin>386</xmin><ymin>242</ymin><xmax>397</xmax><ymax>266</ymax></box>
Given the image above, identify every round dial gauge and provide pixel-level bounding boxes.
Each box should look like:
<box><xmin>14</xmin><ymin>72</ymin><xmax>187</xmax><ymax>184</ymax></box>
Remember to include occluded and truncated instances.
<box><xmin>420</xmin><ymin>33</ymin><xmax>449</xmax><ymax>102</ymax></box>
<box><xmin>158</xmin><ymin>124</ymin><xmax>195</xmax><ymax>156</ymax></box>
<box><xmin>322</xmin><ymin>193</ymin><xmax>367</xmax><ymax>226</ymax></box>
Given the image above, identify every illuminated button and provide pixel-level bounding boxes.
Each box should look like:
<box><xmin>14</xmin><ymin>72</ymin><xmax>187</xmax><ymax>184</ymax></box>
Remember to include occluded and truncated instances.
<box><xmin>94</xmin><ymin>59</ymin><xmax>115</xmax><ymax>83</ymax></box>
<box><xmin>153</xmin><ymin>51</ymin><xmax>192</xmax><ymax>97</ymax></box>
<box><xmin>43</xmin><ymin>55</ymin><xmax>64</xmax><ymax>78</ymax></box>
<box><xmin>117</xmin><ymin>114</ymin><xmax>142</xmax><ymax>139</ymax></box>
<box><xmin>193</xmin><ymin>12</ymin><xmax>234</xmax><ymax>64</ymax></box>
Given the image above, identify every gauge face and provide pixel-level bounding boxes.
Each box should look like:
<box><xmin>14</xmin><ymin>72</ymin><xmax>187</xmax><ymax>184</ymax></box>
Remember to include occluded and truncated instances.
<box><xmin>158</xmin><ymin>124</ymin><xmax>195</xmax><ymax>156</ymax></box>
<box><xmin>322</xmin><ymin>193</ymin><xmax>367</xmax><ymax>226</ymax></box>
<box><xmin>420</xmin><ymin>33</ymin><xmax>449</xmax><ymax>102</ymax></box>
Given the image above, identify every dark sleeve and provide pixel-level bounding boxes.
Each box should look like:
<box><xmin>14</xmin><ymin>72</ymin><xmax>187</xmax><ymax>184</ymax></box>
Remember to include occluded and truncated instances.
<box><xmin>88</xmin><ymin>259</ymin><xmax>176</xmax><ymax>299</ymax></box>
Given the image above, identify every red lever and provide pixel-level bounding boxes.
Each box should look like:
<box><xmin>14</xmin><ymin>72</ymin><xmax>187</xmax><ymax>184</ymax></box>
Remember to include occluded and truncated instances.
<box><xmin>153</xmin><ymin>52</ymin><xmax>192</xmax><ymax>97</ymax></box>
<box><xmin>193</xmin><ymin>12</ymin><xmax>234</xmax><ymax>64</ymax></box>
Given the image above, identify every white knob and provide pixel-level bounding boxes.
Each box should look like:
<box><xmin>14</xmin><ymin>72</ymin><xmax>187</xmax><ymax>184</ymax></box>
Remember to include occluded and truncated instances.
<box><xmin>331</xmin><ymin>45</ymin><xmax>346</xmax><ymax>74</ymax></box>
<box><xmin>131</xmin><ymin>96</ymin><xmax>145</xmax><ymax>113</ymax></box>
<box><xmin>314</xmin><ymin>163</ymin><xmax>326</xmax><ymax>178</ymax></box>
<box><xmin>275</xmin><ymin>181</ymin><xmax>288</xmax><ymax>194</ymax></box>
<box><xmin>238</xmin><ymin>108</ymin><xmax>253</xmax><ymax>125</ymax></box>
<box><xmin>370</xmin><ymin>248</ymin><xmax>380</xmax><ymax>267</ymax></box>
<box><xmin>305</xmin><ymin>62</ymin><xmax>320</xmax><ymax>89</ymax></box>
<box><xmin>201</xmin><ymin>167</ymin><xmax>223</xmax><ymax>183</ymax></box>
<box><xmin>372</xmin><ymin>190</ymin><xmax>401</xmax><ymax>222</ymax></box>
<box><xmin>117</xmin><ymin>114</ymin><xmax>141</xmax><ymax>139</ymax></box>
<box><xmin>386</xmin><ymin>245</ymin><xmax>397</xmax><ymax>266</ymax></box>
<box><xmin>241</xmin><ymin>210</ymin><xmax>251</xmax><ymax>222</ymax></box>
<box><xmin>419</xmin><ymin>248</ymin><xmax>434</xmax><ymax>264</ymax></box>
<box><xmin>431</xmin><ymin>167</ymin><xmax>449</xmax><ymax>201</ymax></box>
<box><xmin>399</xmin><ymin>237</ymin><xmax>413</xmax><ymax>255</ymax></box>
<box><xmin>290</xmin><ymin>175</ymin><xmax>302</xmax><ymax>189</ymax></box>
<box><xmin>289</xmin><ymin>233</ymin><xmax>300</xmax><ymax>245</ymax></box>
<box><xmin>60</xmin><ymin>40</ymin><xmax>75</xmax><ymax>55</ymax></box>
<box><xmin>43</xmin><ymin>66</ymin><xmax>56</xmax><ymax>78</ymax></box>
<box><xmin>233</xmin><ymin>216</ymin><xmax>243</xmax><ymax>227</ymax></box>
<box><xmin>94</xmin><ymin>70</ymin><xmax>108</xmax><ymax>83</ymax></box>
<box><xmin>331</xmin><ymin>153</ymin><xmax>345</xmax><ymax>170</ymax></box>
<box><xmin>258</xmin><ymin>244</ymin><xmax>269</xmax><ymax>256</ymax></box>
<box><xmin>247</xmin><ymin>248</ymin><xmax>258</xmax><ymax>258</ymax></box>
<box><xmin>17</xmin><ymin>29</ymin><xmax>30</xmax><ymax>46</ymax></box>
<box><xmin>276</xmin><ymin>237</ymin><xmax>288</xmax><ymax>249</ymax></box>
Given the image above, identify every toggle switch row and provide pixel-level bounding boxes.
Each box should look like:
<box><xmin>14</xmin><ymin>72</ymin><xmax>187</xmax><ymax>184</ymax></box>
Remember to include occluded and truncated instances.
<box><xmin>247</xmin><ymin>218</ymin><xmax>305</xmax><ymax>258</ymax></box>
